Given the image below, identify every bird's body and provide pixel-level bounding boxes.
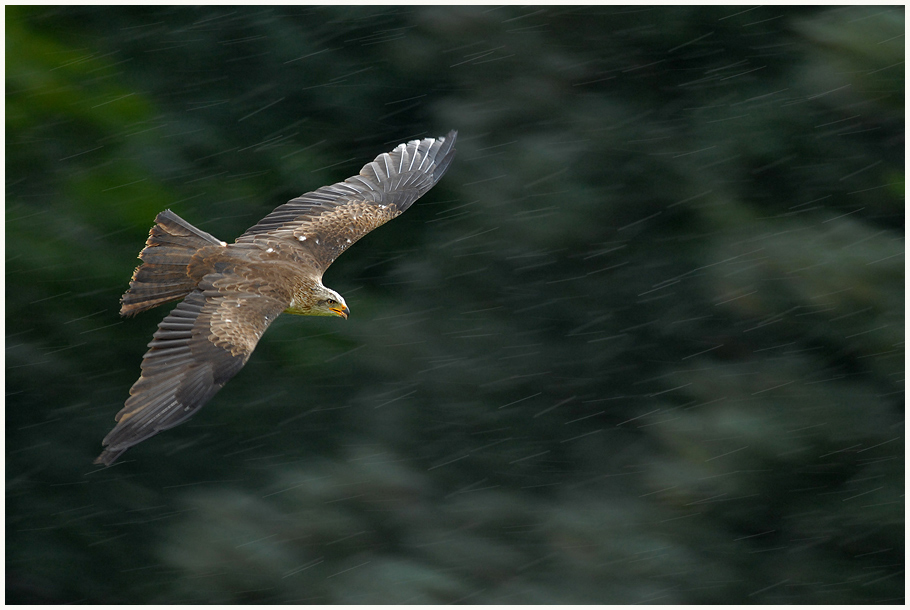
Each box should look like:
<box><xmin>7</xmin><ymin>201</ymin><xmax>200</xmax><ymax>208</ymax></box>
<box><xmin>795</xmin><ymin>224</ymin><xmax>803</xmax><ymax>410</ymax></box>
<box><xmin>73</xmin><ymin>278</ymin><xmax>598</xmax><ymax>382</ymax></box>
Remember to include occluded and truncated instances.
<box><xmin>95</xmin><ymin>131</ymin><xmax>457</xmax><ymax>465</ymax></box>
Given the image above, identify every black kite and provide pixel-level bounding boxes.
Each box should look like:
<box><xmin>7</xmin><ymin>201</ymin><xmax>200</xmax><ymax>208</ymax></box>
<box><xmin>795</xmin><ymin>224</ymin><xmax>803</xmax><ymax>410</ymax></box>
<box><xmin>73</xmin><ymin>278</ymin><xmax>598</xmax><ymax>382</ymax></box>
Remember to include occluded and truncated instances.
<box><xmin>95</xmin><ymin>131</ymin><xmax>457</xmax><ymax>465</ymax></box>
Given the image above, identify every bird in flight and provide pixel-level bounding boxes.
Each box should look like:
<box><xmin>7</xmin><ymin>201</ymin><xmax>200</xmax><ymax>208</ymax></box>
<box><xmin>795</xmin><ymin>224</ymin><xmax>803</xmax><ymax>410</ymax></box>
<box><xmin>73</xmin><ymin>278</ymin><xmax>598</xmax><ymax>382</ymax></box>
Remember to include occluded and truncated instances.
<box><xmin>95</xmin><ymin>131</ymin><xmax>457</xmax><ymax>465</ymax></box>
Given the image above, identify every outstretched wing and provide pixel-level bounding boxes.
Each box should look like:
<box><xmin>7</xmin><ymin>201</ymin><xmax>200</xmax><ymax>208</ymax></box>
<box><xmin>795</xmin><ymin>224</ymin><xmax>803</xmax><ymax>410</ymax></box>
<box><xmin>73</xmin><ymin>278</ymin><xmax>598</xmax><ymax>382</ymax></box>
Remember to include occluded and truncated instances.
<box><xmin>95</xmin><ymin>274</ymin><xmax>288</xmax><ymax>466</ymax></box>
<box><xmin>235</xmin><ymin>130</ymin><xmax>457</xmax><ymax>273</ymax></box>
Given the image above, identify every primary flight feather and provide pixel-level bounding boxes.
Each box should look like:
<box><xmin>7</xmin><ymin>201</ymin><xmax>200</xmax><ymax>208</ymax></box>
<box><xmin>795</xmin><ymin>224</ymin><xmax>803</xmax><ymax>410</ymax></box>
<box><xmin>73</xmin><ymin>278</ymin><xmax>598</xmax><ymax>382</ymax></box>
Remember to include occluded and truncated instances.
<box><xmin>95</xmin><ymin>131</ymin><xmax>457</xmax><ymax>466</ymax></box>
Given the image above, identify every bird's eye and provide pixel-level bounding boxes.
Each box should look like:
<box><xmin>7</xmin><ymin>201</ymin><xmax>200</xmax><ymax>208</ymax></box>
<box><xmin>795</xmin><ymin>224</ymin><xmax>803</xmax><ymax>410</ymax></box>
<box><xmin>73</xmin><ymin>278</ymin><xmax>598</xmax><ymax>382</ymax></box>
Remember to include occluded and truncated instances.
<box><xmin>326</xmin><ymin>298</ymin><xmax>337</xmax><ymax>305</ymax></box>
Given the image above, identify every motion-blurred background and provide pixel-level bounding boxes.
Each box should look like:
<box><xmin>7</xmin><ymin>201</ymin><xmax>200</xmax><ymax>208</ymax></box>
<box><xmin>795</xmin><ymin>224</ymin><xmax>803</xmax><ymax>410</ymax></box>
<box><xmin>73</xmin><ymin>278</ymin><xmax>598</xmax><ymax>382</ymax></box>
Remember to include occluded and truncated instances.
<box><xmin>6</xmin><ymin>6</ymin><xmax>904</xmax><ymax>603</ymax></box>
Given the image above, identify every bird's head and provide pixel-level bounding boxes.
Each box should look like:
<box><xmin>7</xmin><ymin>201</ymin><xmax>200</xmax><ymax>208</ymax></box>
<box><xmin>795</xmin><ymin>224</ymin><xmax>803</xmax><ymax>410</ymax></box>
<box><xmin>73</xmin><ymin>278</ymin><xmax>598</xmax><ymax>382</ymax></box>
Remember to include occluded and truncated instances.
<box><xmin>312</xmin><ymin>285</ymin><xmax>349</xmax><ymax>319</ymax></box>
<box><xmin>285</xmin><ymin>283</ymin><xmax>350</xmax><ymax>318</ymax></box>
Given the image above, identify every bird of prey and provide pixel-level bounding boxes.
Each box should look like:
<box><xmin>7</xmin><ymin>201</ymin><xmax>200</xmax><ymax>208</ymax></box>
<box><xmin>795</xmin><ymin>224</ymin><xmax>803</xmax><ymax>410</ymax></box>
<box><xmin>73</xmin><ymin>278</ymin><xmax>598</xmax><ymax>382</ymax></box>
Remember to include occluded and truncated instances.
<box><xmin>95</xmin><ymin>131</ymin><xmax>457</xmax><ymax>466</ymax></box>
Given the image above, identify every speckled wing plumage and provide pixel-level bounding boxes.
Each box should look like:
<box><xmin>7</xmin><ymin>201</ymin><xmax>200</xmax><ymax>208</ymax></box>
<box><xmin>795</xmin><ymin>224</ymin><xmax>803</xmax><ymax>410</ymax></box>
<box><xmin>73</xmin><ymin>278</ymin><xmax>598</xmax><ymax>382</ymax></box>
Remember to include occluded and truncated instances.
<box><xmin>236</xmin><ymin>130</ymin><xmax>457</xmax><ymax>273</ymax></box>
<box><xmin>95</xmin><ymin>274</ymin><xmax>288</xmax><ymax>466</ymax></box>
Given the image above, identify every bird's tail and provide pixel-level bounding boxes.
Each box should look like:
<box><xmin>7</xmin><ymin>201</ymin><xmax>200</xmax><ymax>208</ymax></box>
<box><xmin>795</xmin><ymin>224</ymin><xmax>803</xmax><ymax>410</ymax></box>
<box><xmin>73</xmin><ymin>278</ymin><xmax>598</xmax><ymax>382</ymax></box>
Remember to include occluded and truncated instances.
<box><xmin>119</xmin><ymin>209</ymin><xmax>224</xmax><ymax>316</ymax></box>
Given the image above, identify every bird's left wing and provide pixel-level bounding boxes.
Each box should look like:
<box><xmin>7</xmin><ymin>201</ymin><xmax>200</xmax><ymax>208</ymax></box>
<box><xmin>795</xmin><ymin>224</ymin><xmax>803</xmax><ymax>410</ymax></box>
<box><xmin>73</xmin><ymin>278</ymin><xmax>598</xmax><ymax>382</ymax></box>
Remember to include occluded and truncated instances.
<box><xmin>94</xmin><ymin>274</ymin><xmax>288</xmax><ymax>466</ymax></box>
<box><xmin>235</xmin><ymin>131</ymin><xmax>457</xmax><ymax>274</ymax></box>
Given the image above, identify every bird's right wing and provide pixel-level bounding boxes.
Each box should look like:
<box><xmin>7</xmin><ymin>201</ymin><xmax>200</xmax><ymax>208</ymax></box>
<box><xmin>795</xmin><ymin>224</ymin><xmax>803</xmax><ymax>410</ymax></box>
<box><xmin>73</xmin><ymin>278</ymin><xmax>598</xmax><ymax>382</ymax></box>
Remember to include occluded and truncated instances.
<box><xmin>235</xmin><ymin>131</ymin><xmax>457</xmax><ymax>274</ymax></box>
<box><xmin>95</xmin><ymin>273</ymin><xmax>288</xmax><ymax>466</ymax></box>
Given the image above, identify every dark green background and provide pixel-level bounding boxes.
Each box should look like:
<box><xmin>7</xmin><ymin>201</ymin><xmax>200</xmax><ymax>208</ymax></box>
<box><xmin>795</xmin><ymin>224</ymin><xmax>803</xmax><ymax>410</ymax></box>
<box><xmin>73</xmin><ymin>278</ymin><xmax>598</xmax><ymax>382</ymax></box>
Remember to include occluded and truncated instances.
<box><xmin>6</xmin><ymin>6</ymin><xmax>904</xmax><ymax>603</ymax></box>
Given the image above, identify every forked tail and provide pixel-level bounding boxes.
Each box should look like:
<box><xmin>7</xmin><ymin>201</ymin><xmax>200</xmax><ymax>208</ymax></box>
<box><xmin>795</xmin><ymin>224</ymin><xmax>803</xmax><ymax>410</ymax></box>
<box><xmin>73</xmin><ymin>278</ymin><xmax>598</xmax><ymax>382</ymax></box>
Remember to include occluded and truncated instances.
<box><xmin>120</xmin><ymin>209</ymin><xmax>224</xmax><ymax>316</ymax></box>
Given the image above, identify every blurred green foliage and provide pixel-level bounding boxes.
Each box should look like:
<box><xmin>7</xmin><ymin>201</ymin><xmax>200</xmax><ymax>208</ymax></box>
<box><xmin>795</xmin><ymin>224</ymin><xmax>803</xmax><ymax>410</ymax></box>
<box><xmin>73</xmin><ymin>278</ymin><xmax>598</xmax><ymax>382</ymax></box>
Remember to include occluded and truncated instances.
<box><xmin>6</xmin><ymin>5</ymin><xmax>903</xmax><ymax>604</ymax></box>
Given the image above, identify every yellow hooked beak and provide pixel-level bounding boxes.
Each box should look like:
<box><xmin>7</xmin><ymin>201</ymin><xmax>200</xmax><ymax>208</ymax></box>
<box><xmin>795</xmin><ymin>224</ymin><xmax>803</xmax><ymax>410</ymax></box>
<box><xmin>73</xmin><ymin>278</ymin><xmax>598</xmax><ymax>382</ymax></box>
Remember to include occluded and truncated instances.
<box><xmin>330</xmin><ymin>305</ymin><xmax>350</xmax><ymax>319</ymax></box>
